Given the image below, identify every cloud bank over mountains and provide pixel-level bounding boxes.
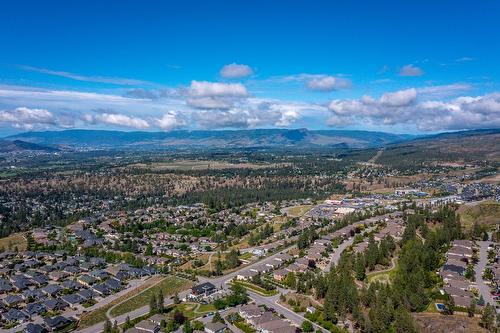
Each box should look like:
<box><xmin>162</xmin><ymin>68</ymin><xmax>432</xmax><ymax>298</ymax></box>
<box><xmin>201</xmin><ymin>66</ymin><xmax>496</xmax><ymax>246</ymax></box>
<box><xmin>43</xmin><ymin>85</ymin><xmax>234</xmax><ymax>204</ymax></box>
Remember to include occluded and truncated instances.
<box><xmin>1</xmin><ymin>62</ymin><xmax>498</xmax><ymax>133</ymax></box>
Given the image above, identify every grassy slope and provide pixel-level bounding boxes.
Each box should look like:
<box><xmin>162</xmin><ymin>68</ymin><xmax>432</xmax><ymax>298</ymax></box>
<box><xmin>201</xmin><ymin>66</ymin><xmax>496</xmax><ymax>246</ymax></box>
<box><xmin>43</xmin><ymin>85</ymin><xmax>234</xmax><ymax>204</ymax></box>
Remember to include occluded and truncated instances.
<box><xmin>458</xmin><ymin>200</ymin><xmax>500</xmax><ymax>230</ymax></box>
<box><xmin>0</xmin><ymin>233</ymin><xmax>27</xmax><ymax>251</ymax></box>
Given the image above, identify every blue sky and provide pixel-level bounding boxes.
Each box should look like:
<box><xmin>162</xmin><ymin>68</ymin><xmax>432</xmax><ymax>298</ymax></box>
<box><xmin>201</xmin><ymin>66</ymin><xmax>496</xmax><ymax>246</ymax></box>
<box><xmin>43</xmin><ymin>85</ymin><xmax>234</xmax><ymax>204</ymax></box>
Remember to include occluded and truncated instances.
<box><xmin>1</xmin><ymin>0</ymin><xmax>499</xmax><ymax>135</ymax></box>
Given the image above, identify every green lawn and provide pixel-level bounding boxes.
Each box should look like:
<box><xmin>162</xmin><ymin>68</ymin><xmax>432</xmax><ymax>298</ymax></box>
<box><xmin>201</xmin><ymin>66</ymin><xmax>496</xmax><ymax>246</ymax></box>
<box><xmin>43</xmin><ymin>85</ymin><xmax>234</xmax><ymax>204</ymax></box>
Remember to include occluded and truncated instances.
<box><xmin>174</xmin><ymin>303</ymin><xmax>199</xmax><ymax>318</ymax></box>
<box><xmin>110</xmin><ymin>275</ymin><xmax>192</xmax><ymax>317</ymax></box>
<box><xmin>425</xmin><ymin>301</ymin><xmax>441</xmax><ymax>313</ymax></box>
<box><xmin>234</xmin><ymin>320</ymin><xmax>256</xmax><ymax>333</ymax></box>
<box><xmin>367</xmin><ymin>259</ymin><xmax>398</xmax><ymax>284</ymax></box>
<box><xmin>239</xmin><ymin>252</ymin><xmax>254</xmax><ymax>260</ymax></box>
<box><xmin>196</xmin><ymin>303</ymin><xmax>216</xmax><ymax>313</ymax></box>
<box><xmin>285</xmin><ymin>205</ymin><xmax>313</xmax><ymax>218</ymax></box>
<box><xmin>232</xmin><ymin>281</ymin><xmax>278</xmax><ymax>296</ymax></box>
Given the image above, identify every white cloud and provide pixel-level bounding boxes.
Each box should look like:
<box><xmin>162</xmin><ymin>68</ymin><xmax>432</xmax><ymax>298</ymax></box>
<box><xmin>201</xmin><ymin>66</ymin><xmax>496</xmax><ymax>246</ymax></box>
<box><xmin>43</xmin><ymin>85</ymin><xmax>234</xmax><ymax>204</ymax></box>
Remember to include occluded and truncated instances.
<box><xmin>155</xmin><ymin>112</ymin><xmax>186</xmax><ymax>131</ymax></box>
<box><xmin>188</xmin><ymin>81</ymin><xmax>247</xmax><ymax>98</ymax></box>
<box><xmin>220</xmin><ymin>63</ymin><xmax>254</xmax><ymax>78</ymax></box>
<box><xmin>18</xmin><ymin>65</ymin><xmax>150</xmax><ymax>86</ymax></box>
<box><xmin>327</xmin><ymin>89</ymin><xmax>500</xmax><ymax>131</ymax></box>
<box><xmin>399</xmin><ymin>64</ymin><xmax>424</xmax><ymax>77</ymax></box>
<box><xmin>417</xmin><ymin>84</ymin><xmax>473</xmax><ymax>98</ymax></box>
<box><xmin>455</xmin><ymin>57</ymin><xmax>475</xmax><ymax>62</ymax></box>
<box><xmin>379</xmin><ymin>88</ymin><xmax>417</xmax><ymax>107</ymax></box>
<box><xmin>124</xmin><ymin>88</ymin><xmax>159</xmax><ymax>100</ymax></box>
<box><xmin>269</xmin><ymin>73</ymin><xmax>352</xmax><ymax>92</ymax></box>
<box><xmin>187</xmin><ymin>97</ymin><xmax>234</xmax><ymax>109</ymax></box>
<box><xmin>91</xmin><ymin>113</ymin><xmax>150</xmax><ymax>129</ymax></box>
<box><xmin>191</xmin><ymin>98</ymin><xmax>312</xmax><ymax>129</ymax></box>
<box><xmin>306</xmin><ymin>76</ymin><xmax>352</xmax><ymax>92</ymax></box>
<box><xmin>0</xmin><ymin>107</ymin><xmax>58</xmax><ymax>130</ymax></box>
<box><xmin>187</xmin><ymin>81</ymin><xmax>248</xmax><ymax>110</ymax></box>
<box><xmin>1</xmin><ymin>83</ymin><xmax>497</xmax><ymax>133</ymax></box>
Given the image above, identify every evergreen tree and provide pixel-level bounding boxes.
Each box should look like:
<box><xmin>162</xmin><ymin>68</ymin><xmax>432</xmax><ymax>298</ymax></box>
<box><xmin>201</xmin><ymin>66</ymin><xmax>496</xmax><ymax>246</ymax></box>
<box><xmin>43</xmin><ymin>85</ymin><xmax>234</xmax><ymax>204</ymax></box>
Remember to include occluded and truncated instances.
<box><xmin>443</xmin><ymin>293</ymin><xmax>455</xmax><ymax>315</ymax></box>
<box><xmin>366</xmin><ymin>235</ymin><xmax>379</xmax><ymax>270</ymax></box>
<box><xmin>103</xmin><ymin>319</ymin><xmax>112</xmax><ymax>333</ymax></box>
<box><xmin>355</xmin><ymin>253</ymin><xmax>366</xmax><ymax>281</ymax></box>
<box><xmin>166</xmin><ymin>320</ymin><xmax>176</xmax><ymax>332</ymax></box>
<box><xmin>393</xmin><ymin>307</ymin><xmax>417</xmax><ymax>333</ymax></box>
<box><xmin>183</xmin><ymin>320</ymin><xmax>192</xmax><ymax>333</ymax></box>
<box><xmin>212</xmin><ymin>312</ymin><xmax>225</xmax><ymax>323</ymax></box>
<box><xmin>480</xmin><ymin>303</ymin><xmax>495</xmax><ymax>330</ymax></box>
<box><xmin>225</xmin><ymin>249</ymin><xmax>240</xmax><ymax>269</ymax></box>
<box><xmin>192</xmin><ymin>321</ymin><xmax>205</xmax><ymax>331</ymax></box>
<box><xmin>145</xmin><ymin>243</ymin><xmax>153</xmax><ymax>255</ymax></box>
<box><xmin>467</xmin><ymin>299</ymin><xmax>476</xmax><ymax>317</ymax></box>
<box><xmin>215</xmin><ymin>259</ymin><xmax>223</xmax><ymax>276</ymax></box>
<box><xmin>157</xmin><ymin>289</ymin><xmax>165</xmax><ymax>312</ymax></box>
<box><xmin>284</xmin><ymin>272</ymin><xmax>296</xmax><ymax>289</ymax></box>
<box><xmin>149</xmin><ymin>294</ymin><xmax>158</xmax><ymax>314</ymax></box>
<box><xmin>301</xmin><ymin>320</ymin><xmax>314</xmax><ymax>332</ymax></box>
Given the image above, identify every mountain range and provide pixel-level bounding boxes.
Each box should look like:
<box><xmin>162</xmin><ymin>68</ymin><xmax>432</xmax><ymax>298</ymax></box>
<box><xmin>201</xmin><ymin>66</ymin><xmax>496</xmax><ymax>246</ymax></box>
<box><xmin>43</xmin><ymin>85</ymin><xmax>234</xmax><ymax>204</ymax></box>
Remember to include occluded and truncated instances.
<box><xmin>3</xmin><ymin>128</ymin><xmax>415</xmax><ymax>150</ymax></box>
<box><xmin>1</xmin><ymin>128</ymin><xmax>499</xmax><ymax>156</ymax></box>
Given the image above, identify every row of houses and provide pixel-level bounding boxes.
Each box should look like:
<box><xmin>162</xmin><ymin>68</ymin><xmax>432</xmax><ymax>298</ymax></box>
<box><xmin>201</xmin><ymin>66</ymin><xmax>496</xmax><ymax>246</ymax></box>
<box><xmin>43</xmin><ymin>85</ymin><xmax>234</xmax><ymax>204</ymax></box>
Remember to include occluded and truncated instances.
<box><xmin>236</xmin><ymin>253</ymin><xmax>294</xmax><ymax>281</ymax></box>
<box><xmin>439</xmin><ymin>240</ymin><xmax>477</xmax><ymax>308</ymax></box>
<box><xmin>0</xmin><ymin>250</ymin><xmax>155</xmax><ymax>329</ymax></box>
<box><xmin>239</xmin><ymin>304</ymin><xmax>298</xmax><ymax>333</ymax></box>
<box><xmin>239</xmin><ymin>213</ymin><xmax>402</xmax><ymax>284</ymax></box>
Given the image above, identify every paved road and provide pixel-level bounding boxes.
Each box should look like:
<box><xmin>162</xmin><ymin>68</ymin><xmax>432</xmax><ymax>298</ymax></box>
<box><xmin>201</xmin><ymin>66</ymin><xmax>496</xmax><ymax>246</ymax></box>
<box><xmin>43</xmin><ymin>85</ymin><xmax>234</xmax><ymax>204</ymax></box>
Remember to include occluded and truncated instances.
<box><xmin>199</xmin><ymin>245</ymin><xmax>297</xmax><ymax>287</ymax></box>
<box><xmin>324</xmin><ymin>226</ymin><xmax>377</xmax><ymax>272</ymax></box>
<box><xmin>475</xmin><ymin>241</ymin><xmax>499</xmax><ymax>313</ymax></box>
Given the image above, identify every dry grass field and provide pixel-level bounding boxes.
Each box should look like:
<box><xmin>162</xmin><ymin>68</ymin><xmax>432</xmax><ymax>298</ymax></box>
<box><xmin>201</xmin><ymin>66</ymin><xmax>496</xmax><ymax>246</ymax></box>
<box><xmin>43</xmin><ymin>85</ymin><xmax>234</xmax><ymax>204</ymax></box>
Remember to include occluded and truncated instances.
<box><xmin>458</xmin><ymin>200</ymin><xmax>500</xmax><ymax>230</ymax></box>
<box><xmin>0</xmin><ymin>233</ymin><xmax>27</xmax><ymax>251</ymax></box>
<box><xmin>282</xmin><ymin>205</ymin><xmax>313</xmax><ymax>218</ymax></box>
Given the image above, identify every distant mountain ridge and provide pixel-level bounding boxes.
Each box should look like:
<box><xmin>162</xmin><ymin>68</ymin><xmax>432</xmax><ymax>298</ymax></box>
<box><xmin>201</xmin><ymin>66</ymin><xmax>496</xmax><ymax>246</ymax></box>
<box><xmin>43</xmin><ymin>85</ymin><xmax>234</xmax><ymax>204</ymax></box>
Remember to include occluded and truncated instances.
<box><xmin>0</xmin><ymin>139</ymin><xmax>59</xmax><ymax>153</ymax></box>
<box><xmin>3</xmin><ymin>128</ymin><xmax>499</xmax><ymax>153</ymax></box>
<box><xmin>379</xmin><ymin>128</ymin><xmax>500</xmax><ymax>164</ymax></box>
<box><xmin>4</xmin><ymin>128</ymin><xmax>415</xmax><ymax>150</ymax></box>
